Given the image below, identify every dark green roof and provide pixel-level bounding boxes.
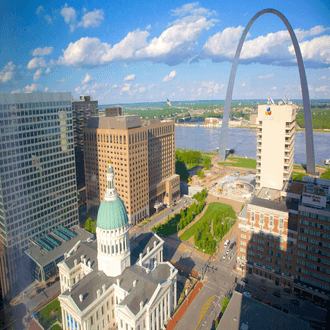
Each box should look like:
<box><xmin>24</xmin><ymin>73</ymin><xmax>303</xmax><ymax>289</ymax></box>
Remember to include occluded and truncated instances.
<box><xmin>97</xmin><ymin>198</ymin><xmax>128</xmax><ymax>230</ymax></box>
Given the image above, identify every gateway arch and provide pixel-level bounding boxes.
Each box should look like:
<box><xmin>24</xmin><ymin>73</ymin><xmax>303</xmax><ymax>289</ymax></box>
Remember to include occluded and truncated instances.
<box><xmin>218</xmin><ymin>8</ymin><xmax>315</xmax><ymax>175</ymax></box>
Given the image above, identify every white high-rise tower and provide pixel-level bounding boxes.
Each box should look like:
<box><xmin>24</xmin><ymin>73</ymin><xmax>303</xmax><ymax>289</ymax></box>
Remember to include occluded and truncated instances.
<box><xmin>256</xmin><ymin>103</ymin><xmax>296</xmax><ymax>190</ymax></box>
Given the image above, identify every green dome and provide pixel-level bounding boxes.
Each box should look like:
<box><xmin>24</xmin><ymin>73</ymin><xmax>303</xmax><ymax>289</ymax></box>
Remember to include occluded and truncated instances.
<box><xmin>97</xmin><ymin>198</ymin><xmax>128</xmax><ymax>230</ymax></box>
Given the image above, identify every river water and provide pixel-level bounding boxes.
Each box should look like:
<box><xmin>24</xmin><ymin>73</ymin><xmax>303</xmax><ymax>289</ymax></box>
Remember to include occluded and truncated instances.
<box><xmin>175</xmin><ymin>126</ymin><xmax>329</xmax><ymax>166</ymax></box>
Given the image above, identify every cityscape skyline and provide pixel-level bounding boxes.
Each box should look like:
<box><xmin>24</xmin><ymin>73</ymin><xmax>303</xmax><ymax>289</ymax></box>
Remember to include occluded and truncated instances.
<box><xmin>1</xmin><ymin>1</ymin><xmax>330</xmax><ymax>103</ymax></box>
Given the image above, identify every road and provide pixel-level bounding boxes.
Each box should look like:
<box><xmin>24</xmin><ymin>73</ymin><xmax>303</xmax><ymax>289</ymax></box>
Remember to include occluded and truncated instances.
<box><xmin>174</xmin><ymin>232</ymin><xmax>239</xmax><ymax>330</ymax></box>
<box><xmin>130</xmin><ymin>196</ymin><xmax>194</xmax><ymax>238</ymax></box>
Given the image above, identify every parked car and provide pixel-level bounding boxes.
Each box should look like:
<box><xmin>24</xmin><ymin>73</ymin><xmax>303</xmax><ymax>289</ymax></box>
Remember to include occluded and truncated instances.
<box><xmin>283</xmin><ymin>307</ymin><xmax>289</xmax><ymax>314</ymax></box>
<box><xmin>263</xmin><ymin>299</ymin><xmax>271</xmax><ymax>305</ymax></box>
<box><xmin>252</xmin><ymin>294</ymin><xmax>262</xmax><ymax>301</ymax></box>
<box><xmin>283</xmin><ymin>288</ymin><xmax>291</xmax><ymax>293</ymax></box>
<box><xmin>290</xmin><ymin>299</ymin><xmax>299</xmax><ymax>306</ymax></box>
<box><xmin>272</xmin><ymin>304</ymin><xmax>282</xmax><ymax>310</ymax></box>
<box><xmin>222</xmin><ymin>255</ymin><xmax>226</xmax><ymax>260</ymax></box>
<box><xmin>259</xmin><ymin>286</ymin><xmax>267</xmax><ymax>292</ymax></box>
<box><xmin>243</xmin><ymin>291</ymin><xmax>251</xmax><ymax>297</ymax></box>
<box><xmin>230</xmin><ymin>242</ymin><xmax>236</xmax><ymax>249</ymax></box>
<box><xmin>241</xmin><ymin>278</ymin><xmax>249</xmax><ymax>284</ymax></box>
<box><xmin>297</xmin><ymin>294</ymin><xmax>306</xmax><ymax>300</ymax></box>
<box><xmin>273</xmin><ymin>291</ymin><xmax>281</xmax><ymax>298</ymax></box>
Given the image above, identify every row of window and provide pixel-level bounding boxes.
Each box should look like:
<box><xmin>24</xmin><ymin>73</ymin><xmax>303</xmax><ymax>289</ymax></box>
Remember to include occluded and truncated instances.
<box><xmin>299</xmin><ymin>218</ymin><xmax>330</xmax><ymax>232</ymax></box>
<box><xmin>298</xmin><ymin>235</ymin><xmax>330</xmax><ymax>248</ymax></box>
<box><xmin>299</xmin><ymin>211</ymin><xmax>330</xmax><ymax>222</ymax></box>
<box><xmin>0</xmin><ymin>102</ymin><xmax>71</xmax><ymax>111</ymax></box>
<box><xmin>251</xmin><ymin>211</ymin><xmax>284</xmax><ymax>228</ymax></box>
<box><xmin>295</xmin><ymin>275</ymin><xmax>330</xmax><ymax>291</ymax></box>
<box><xmin>296</xmin><ymin>267</ymin><xmax>330</xmax><ymax>283</ymax></box>
<box><xmin>296</xmin><ymin>259</ymin><xmax>330</xmax><ymax>275</ymax></box>
<box><xmin>299</xmin><ymin>227</ymin><xmax>330</xmax><ymax>240</ymax></box>
<box><xmin>297</xmin><ymin>250</ymin><xmax>330</xmax><ymax>266</ymax></box>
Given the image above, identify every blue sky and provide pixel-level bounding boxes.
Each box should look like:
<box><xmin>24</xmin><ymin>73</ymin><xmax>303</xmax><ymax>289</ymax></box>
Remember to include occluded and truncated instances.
<box><xmin>0</xmin><ymin>1</ymin><xmax>329</xmax><ymax>104</ymax></box>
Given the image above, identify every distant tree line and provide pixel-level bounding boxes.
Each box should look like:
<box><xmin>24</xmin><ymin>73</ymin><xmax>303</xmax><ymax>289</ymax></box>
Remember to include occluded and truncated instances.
<box><xmin>296</xmin><ymin>108</ymin><xmax>330</xmax><ymax>129</ymax></box>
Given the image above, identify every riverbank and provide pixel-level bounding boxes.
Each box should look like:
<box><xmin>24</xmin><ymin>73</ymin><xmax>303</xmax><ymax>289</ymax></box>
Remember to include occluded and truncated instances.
<box><xmin>175</xmin><ymin>126</ymin><xmax>330</xmax><ymax>167</ymax></box>
<box><xmin>175</xmin><ymin>123</ymin><xmax>330</xmax><ymax>132</ymax></box>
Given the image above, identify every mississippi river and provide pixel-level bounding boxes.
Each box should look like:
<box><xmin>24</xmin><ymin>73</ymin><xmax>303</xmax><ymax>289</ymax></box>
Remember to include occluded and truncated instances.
<box><xmin>175</xmin><ymin>126</ymin><xmax>329</xmax><ymax>166</ymax></box>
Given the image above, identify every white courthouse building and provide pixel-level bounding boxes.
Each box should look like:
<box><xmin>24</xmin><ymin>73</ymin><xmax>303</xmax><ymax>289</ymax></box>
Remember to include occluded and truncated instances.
<box><xmin>58</xmin><ymin>162</ymin><xmax>178</xmax><ymax>330</ymax></box>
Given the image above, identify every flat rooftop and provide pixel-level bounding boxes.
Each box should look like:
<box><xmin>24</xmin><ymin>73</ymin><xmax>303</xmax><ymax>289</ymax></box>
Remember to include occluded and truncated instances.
<box><xmin>25</xmin><ymin>226</ymin><xmax>94</xmax><ymax>267</ymax></box>
<box><xmin>217</xmin><ymin>291</ymin><xmax>312</xmax><ymax>330</ymax></box>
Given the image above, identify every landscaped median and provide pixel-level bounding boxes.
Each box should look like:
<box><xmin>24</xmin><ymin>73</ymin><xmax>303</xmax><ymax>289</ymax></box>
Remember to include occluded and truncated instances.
<box><xmin>151</xmin><ymin>190</ymin><xmax>207</xmax><ymax>237</ymax></box>
<box><xmin>180</xmin><ymin>202</ymin><xmax>236</xmax><ymax>254</ymax></box>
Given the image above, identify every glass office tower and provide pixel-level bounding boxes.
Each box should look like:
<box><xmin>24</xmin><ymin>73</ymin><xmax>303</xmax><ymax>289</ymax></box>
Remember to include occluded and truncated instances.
<box><xmin>0</xmin><ymin>92</ymin><xmax>78</xmax><ymax>298</ymax></box>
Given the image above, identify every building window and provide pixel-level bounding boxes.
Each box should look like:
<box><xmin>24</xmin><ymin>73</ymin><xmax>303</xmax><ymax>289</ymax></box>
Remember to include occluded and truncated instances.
<box><xmin>260</xmin><ymin>214</ymin><xmax>264</xmax><ymax>223</ymax></box>
<box><xmin>251</xmin><ymin>211</ymin><xmax>255</xmax><ymax>221</ymax></box>
<box><xmin>240</xmin><ymin>248</ymin><xmax>246</xmax><ymax>253</ymax></box>
<box><xmin>241</xmin><ymin>241</ymin><xmax>247</xmax><ymax>247</ymax></box>
<box><xmin>279</xmin><ymin>218</ymin><xmax>284</xmax><ymax>229</ymax></box>
<box><xmin>241</xmin><ymin>234</ymin><xmax>247</xmax><ymax>239</ymax></box>
<box><xmin>269</xmin><ymin>215</ymin><xmax>274</xmax><ymax>226</ymax></box>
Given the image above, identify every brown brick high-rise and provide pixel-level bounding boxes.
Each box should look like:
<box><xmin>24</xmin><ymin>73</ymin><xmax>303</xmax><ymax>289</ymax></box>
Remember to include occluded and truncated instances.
<box><xmin>84</xmin><ymin>115</ymin><xmax>180</xmax><ymax>225</ymax></box>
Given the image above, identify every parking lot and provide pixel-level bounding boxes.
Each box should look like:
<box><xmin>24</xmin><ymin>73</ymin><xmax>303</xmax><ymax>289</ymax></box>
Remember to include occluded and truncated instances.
<box><xmin>237</xmin><ymin>274</ymin><xmax>327</xmax><ymax>328</ymax></box>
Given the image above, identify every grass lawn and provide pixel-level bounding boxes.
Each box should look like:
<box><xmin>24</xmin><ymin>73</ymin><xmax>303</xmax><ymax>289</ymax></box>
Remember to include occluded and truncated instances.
<box><xmin>180</xmin><ymin>202</ymin><xmax>234</xmax><ymax>241</ymax></box>
<box><xmin>38</xmin><ymin>298</ymin><xmax>61</xmax><ymax>325</ymax></box>
<box><xmin>51</xmin><ymin>325</ymin><xmax>62</xmax><ymax>330</ymax></box>
<box><xmin>293</xmin><ymin>164</ymin><xmax>305</xmax><ymax>170</ymax></box>
<box><xmin>218</xmin><ymin>156</ymin><xmax>256</xmax><ymax>169</ymax></box>
<box><xmin>292</xmin><ymin>172</ymin><xmax>310</xmax><ymax>181</ymax></box>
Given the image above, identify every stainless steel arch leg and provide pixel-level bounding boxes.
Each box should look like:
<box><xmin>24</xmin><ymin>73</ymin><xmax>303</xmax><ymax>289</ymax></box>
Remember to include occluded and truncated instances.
<box><xmin>218</xmin><ymin>8</ymin><xmax>315</xmax><ymax>175</ymax></box>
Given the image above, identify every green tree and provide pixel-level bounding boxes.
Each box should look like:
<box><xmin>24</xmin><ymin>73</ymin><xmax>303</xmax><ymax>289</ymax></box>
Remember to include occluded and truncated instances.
<box><xmin>221</xmin><ymin>297</ymin><xmax>230</xmax><ymax>313</ymax></box>
<box><xmin>197</xmin><ymin>168</ymin><xmax>205</xmax><ymax>178</ymax></box>
<box><xmin>85</xmin><ymin>217</ymin><xmax>92</xmax><ymax>232</ymax></box>
<box><xmin>203</xmin><ymin>156</ymin><xmax>212</xmax><ymax>170</ymax></box>
<box><xmin>175</xmin><ymin>160</ymin><xmax>189</xmax><ymax>181</ymax></box>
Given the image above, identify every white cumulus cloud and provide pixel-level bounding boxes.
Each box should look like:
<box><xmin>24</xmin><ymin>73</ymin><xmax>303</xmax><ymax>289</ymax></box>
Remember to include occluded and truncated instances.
<box><xmin>78</xmin><ymin>9</ymin><xmax>104</xmax><ymax>28</ymax></box>
<box><xmin>315</xmin><ymin>85</ymin><xmax>330</xmax><ymax>92</ymax></box>
<box><xmin>33</xmin><ymin>69</ymin><xmax>42</xmax><ymax>81</ymax></box>
<box><xmin>61</xmin><ymin>3</ymin><xmax>76</xmax><ymax>24</ymax></box>
<box><xmin>46</xmin><ymin>67</ymin><xmax>51</xmax><ymax>74</ymax></box>
<box><xmin>288</xmin><ymin>35</ymin><xmax>330</xmax><ymax>65</ymax></box>
<box><xmin>58</xmin><ymin>37</ymin><xmax>111</xmax><ymax>67</ymax></box>
<box><xmin>27</xmin><ymin>57</ymin><xmax>46</xmax><ymax>69</ymax></box>
<box><xmin>202</xmin><ymin>25</ymin><xmax>330</xmax><ymax>68</ymax></box>
<box><xmin>163</xmin><ymin>70</ymin><xmax>177</xmax><ymax>82</ymax></box>
<box><xmin>171</xmin><ymin>2</ymin><xmax>216</xmax><ymax>19</ymax></box>
<box><xmin>259</xmin><ymin>73</ymin><xmax>274</xmax><ymax>79</ymax></box>
<box><xmin>82</xmin><ymin>73</ymin><xmax>93</xmax><ymax>84</ymax></box>
<box><xmin>101</xmin><ymin>30</ymin><xmax>149</xmax><ymax>63</ymax></box>
<box><xmin>139</xmin><ymin>87</ymin><xmax>146</xmax><ymax>93</ymax></box>
<box><xmin>0</xmin><ymin>61</ymin><xmax>16</xmax><ymax>83</ymax></box>
<box><xmin>45</xmin><ymin>87</ymin><xmax>48</xmax><ymax>91</ymax></box>
<box><xmin>124</xmin><ymin>74</ymin><xmax>136</xmax><ymax>81</ymax></box>
<box><xmin>32</xmin><ymin>46</ymin><xmax>53</xmax><ymax>56</ymax></box>
<box><xmin>120</xmin><ymin>83</ymin><xmax>131</xmax><ymax>94</ymax></box>
<box><xmin>23</xmin><ymin>84</ymin><xmax>38</xmax><ymax>93</ymax></box>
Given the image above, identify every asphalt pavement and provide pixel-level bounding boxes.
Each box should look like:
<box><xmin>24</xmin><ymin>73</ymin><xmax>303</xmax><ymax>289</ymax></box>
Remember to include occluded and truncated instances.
<box><xmin>174</xmin><ymin>232</ymin><xmax>239</xmax><ymax>330</ymax></box>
